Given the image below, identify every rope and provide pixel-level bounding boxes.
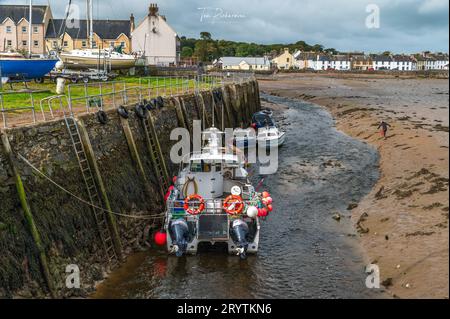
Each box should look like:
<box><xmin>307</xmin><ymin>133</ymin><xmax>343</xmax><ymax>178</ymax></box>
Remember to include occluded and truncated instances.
<box><xmin>17</xmin><ymin>153</ymin><xmax>164</xmax><ymax>220</ymax></box>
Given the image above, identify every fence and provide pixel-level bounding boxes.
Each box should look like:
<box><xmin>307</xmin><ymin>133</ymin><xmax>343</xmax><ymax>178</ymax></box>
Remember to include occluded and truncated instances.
<box><xmin>0</xmin><ymin>73</ymin><xmax>255</xmax><ymax>129</ymax></box>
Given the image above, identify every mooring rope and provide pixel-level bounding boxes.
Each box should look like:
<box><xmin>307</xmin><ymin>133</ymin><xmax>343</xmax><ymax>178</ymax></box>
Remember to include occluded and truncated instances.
<box><xmin>17</xmin><ymin>153</ymin><xmax>165</xmax><ymax>220</ymax></box>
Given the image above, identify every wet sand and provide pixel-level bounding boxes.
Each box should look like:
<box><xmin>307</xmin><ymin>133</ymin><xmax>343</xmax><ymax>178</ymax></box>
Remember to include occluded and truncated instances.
<box><xmin>259</xmin><ymin>73</ymin><xmax>449</xmax><ymax>299</ymax></box>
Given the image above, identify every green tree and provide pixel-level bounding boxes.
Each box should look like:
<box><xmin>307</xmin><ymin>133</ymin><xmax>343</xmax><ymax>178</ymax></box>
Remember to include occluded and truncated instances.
<box><xmin>181</xmin><ymin>47</ymin><xmax>193</xmax><ymax>58</ymax></box>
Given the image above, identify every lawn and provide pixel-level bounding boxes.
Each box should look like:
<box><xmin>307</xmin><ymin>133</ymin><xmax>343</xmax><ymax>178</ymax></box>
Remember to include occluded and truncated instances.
<box><xmin>1</xmin><ymin>75</ymin><xmax>221</xmax><ymax>112</ymax></box>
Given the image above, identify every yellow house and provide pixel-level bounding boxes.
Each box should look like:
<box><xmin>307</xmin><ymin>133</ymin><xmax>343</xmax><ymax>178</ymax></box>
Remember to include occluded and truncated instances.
<box><xmin>272</xmin><ymin>48</ymin><xmax>295</xmax><ymax>70</ymax></box>
<box><xmin>45</xmin><ymin>17</ymin><xmax>134</xmax><ymax>53</ymax></box>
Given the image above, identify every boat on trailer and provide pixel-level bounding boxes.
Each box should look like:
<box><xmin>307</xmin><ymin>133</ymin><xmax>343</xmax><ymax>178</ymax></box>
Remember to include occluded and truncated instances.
<box><xmin>163</xmin><ymin>127</ymin><xmax>273</xmax><ymax>259</ymax></box>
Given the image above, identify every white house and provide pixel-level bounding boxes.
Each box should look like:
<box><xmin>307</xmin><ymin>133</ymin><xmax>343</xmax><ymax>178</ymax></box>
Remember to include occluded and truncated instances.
<box><xmin>372</xmin><ymin>55</ymin><xmax>395</xmax><ymax>70</ymax></box>
<box><xmin>131</xmin><ymin>3</ymin><xmax>180</xmax><ymax>66</ymax></box>
<box><xmin>330</xmin><ymin>55</ymin><xmax>351</xmax><ymax>70</ymax></box>
<box><xmin>315</xmin><ymin>55</ymin><xmax>331</xmax><ymax>70</ymax></box>
<box><xmin>432</xmin><ymin>54</ymin><xmax>449</xmax><ymax>70</ymax></box>
<box><xmin>391</xmin><ymin>55</ymin><xmax>415</xmax><ymax>71</ymax></box>
<box><xmin>218</xmin><ymin>57</ymin><xmax>271</xmax><ymax>71</ymax></box>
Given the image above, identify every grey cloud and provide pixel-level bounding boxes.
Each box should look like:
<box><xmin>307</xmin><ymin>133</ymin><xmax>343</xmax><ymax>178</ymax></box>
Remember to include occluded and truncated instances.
<box><xmin>4</xmin><ymin>0</ymin><xmax>448</xmax><ymax>53</ymax></box>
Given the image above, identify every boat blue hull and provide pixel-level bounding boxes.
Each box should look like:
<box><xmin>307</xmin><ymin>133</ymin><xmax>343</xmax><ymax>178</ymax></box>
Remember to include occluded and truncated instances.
<box><xmin>0</xmin><ymin>59</ymin><xmax>57</xmax><ymax>79</ymax></box>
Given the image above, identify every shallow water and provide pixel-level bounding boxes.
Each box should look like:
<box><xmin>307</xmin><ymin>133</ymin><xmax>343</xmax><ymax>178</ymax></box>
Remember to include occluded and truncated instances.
<box><xmin>93</xmin><ymin>95</ymin><xmax>384</xmax><ymax>299</ymax></box>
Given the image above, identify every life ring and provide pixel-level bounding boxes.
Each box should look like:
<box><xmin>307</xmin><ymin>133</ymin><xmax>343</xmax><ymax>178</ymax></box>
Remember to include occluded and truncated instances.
<box><xmin>223</xmin><ymin>195</ymin><xmax>244</xmax><ymax>215</ymax></box>
<box><xmin>117</xmin><ymin>106</ymin><xmax>129</xmax><ymax>119</ymax></box>
<box><xmin>184</xmin><ymin>194</ymin><xmax>205</xmax><ymax>215</ymax></box>
<box><xmin>96</xmin><ymin>110</ymin><xmax>108</xmax><ymax>124</ymax></box>
<box><xmin>135</xmin><ymin>103</ymin><xmax>148</xmax><ymax>119</ymax></box>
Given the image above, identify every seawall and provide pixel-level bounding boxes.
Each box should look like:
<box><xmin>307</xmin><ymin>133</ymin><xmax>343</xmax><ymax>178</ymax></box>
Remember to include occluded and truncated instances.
<box><xmin>0</xmin><ymin>79</ymin><xmax>261</xmax><ymax>298</ymax></box>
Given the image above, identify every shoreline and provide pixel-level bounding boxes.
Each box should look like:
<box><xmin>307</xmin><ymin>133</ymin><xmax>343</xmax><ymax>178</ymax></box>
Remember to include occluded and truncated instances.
<box><xmin>259</xmin><ymin>73</ymin><xmax>449</xmax><ymax>299</ymax></box>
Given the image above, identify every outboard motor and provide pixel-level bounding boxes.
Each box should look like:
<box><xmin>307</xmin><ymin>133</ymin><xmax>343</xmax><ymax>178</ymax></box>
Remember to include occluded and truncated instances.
<box><xmin>170</xmin><ymin>219</ymin><xmax>189</xmax><ymax>257</ymax></box>
<box><xmin>231</xmin><ymin>219</ymin><xmax>249</xmax><ymax>259</ymax></box>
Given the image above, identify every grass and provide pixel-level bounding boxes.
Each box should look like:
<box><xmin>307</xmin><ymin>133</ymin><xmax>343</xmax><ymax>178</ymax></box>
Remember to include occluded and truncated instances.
<box><xmin>1</xmin><ymin>76</ymin><xmax>218</xmax><ymax>112</ymax></box>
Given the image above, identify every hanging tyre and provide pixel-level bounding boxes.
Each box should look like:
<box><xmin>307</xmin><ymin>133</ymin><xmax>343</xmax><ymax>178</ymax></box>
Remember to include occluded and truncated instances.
<box><xmin>117</xmin><ymin>106</ymin><xmax>129</xmax><ymax>119</ymax></box>
<box><xmin>156</xmin><ymin>96</ymin><xmax>164</xmax><ymax>108</ymax></box>
<box><xmin>135</xmin><ymin>103</ymin><xmax>148</xmax><ymax>119</ymax></box>
<box><xmin>97</xmin><ymin>110</ymin><xmax>108</xmax><ymax>124</ymax></box>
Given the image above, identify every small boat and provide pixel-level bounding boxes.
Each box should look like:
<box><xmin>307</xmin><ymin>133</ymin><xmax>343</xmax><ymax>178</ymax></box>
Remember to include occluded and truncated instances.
<box><xmin>60</xmin><ymin>49</ymin><xmax>136</xmax><ymax>70</ymax></box>
<box><xmin>163</xmin><ymin>127</ymin><xmax>274</xmax><ymax>259</ymax></box>
<box><xmin>233</xmin><ymin>127</ymin><xmax>257</xmax><ymax>149</ymax></box>
<box><xmin>252</xmin><ymin>110</ymin><xmax>275</xmax><ymax>129</ymax></box>
<box><xmin>0</xmin><ymin>55</ymin><xmax>58</xmax><ymax>81</ymax></box>
<box><xmin>257</xmin><ymin>126</ymin><xmax>286</xmax><ymax>148</ymax></box>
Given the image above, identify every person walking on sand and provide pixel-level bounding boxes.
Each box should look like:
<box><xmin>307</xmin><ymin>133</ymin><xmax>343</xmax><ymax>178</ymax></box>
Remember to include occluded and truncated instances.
<box><xmin>378</xmin><ymin>121</ymin><xmax>391</xmax><ymax>139</ymax></box>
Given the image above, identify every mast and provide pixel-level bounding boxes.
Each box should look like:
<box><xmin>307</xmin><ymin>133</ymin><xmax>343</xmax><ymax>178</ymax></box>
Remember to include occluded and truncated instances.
<box><xmin>28</xmin><ymin>0</ymin><xmax>32</xmax><ymax>57</ymax></box>
<box><xmin>89</xmin><ymin>0</ymin><xmax>94</xmax><ymax>48</ymax></box>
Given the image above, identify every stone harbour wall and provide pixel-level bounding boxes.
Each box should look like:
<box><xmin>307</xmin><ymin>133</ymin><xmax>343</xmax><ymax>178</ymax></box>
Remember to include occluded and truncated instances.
<box><xmin>0</xmin><ymin>80</ymin><xmax>261</xmax><ymax>298</ymax></box>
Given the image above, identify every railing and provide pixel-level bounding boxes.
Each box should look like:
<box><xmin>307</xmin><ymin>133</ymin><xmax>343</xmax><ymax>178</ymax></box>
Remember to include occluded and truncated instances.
<box><xmin>0</xmin><ymin>72</ymin><xmax>255</xmax><ymax>128</ymax></box>
<box><xmin>167</xmin><ymin>198</ymin><xmax>258</xmax><ymax>217</ymax></box>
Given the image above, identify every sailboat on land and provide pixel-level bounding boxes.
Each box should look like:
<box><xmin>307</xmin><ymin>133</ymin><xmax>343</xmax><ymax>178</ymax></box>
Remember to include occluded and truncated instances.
<box><xmin>0</xmin><ymin>1</ymin><xmax>57</xmax><ymax>82</ymax></box>
<box><xmin>58</xmin><ymin>0</ymin><xmax>136</xmax><ymax>71</ymax></box>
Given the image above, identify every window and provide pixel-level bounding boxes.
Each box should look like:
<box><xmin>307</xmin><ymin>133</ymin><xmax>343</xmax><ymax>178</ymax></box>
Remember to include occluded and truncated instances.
<box><xmin>33</xmin><ymin>26</ymin><xmax>38</xmax><ymax>33</ymax></box>
<box><xmin>22</xmin><ymin>40</ymin><xmax>27</xmax><ymax>46</ymax></box>
<box><xmin>22</xmin><ymin>26</ymin><xmax>27</xmax><ymax>33</ymax></box>
<box><xmin>52</xmin><ymin>41</ymin><xmax>57</xmax><ymax>48</ymax></box>
<box><xmin>33</xmin><ymin>40</ymin><xmax>39</xmax><ymax>47</ymax></box>
<box><xmin>6</xmin><ymin>26</ymin><xmax>12</xmax><ymax>33</ymax></box>
<box><xmin>120</xmin><ymin>41</ymin><xmax>126</xmax><ymax>48</ymax></box>
<box><xmin>7</xmin><ymin>40</ymin><xmax>12</xmax><ymax>46</ymax></box>
<box><xmin>81</xmin><ymin>40</ymin><xmax>87</xmax><ymax>47</ymax></box>
<box><xmin>63</xmin><ymin>41</ymin><xmax>68</xmax><ymax>47</ymax></box>
<box><xmin>92</xmin><ymin>41</ymin><xmax>97</xmax><ymax>48</ymax></box>
<box><xmin>110</xmin><ymin>41</ymin><xmax>115</xmax><ymax>47</ymax></box>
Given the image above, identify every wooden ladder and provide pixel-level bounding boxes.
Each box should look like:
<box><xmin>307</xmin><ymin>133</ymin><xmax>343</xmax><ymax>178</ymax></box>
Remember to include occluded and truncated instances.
<box><xmin>65</xmin><ymin>117</ymin><xmax>118</xmax><ymax>265</ymax></box>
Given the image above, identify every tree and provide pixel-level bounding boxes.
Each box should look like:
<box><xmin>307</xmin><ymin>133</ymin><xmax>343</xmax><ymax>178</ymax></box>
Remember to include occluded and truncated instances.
<box><xmin>181</xmin><ymin>47</ymin><xmax>193</xmax><ymax>58</ymax></box>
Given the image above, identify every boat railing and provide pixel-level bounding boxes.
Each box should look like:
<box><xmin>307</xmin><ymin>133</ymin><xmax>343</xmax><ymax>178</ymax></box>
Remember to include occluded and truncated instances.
<box><xmin>167</xmin><ymin>198</ymin><xmax>258</xmax><ymax>217</ymax></box>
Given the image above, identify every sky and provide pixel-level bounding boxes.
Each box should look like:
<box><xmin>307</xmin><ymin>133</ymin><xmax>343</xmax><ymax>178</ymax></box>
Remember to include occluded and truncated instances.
<box><xmin>2</xmin><ymin>0</ymin><xmax>449</xmax><ymax>53</ymax></box>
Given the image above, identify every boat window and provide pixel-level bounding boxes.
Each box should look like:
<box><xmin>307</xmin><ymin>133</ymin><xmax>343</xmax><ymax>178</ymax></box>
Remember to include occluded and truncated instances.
<box><xmin>215</xmin><ymin>163</ymin><xmax>222</xmax><ymax>172</ymax></box>
<box><xmin>190</xmin><ymin>161</ymin><xmax>213</xmax><ymax>173</ymax></box>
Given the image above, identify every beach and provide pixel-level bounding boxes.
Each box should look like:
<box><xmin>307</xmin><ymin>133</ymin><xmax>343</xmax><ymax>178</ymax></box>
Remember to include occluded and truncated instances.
<box><xmin>259</xmin><ymin>73</ymin><xmax>449</xmax><ymax>299</ymax></box>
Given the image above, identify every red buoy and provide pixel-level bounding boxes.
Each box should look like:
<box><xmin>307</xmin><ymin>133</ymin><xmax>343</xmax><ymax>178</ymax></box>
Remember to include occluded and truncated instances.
<box><xmin>267</xmin><ymin>204</ymin><xmax>273</xmax><ymax>212</ymax></box>
<box><xmin>154</xmin><ymin>231</ymin><xmax>167</xmax><ymax>246</ymax></box>
<box><xmin>258</xmin><ymin>208</ymin><xmax>268</xmax><ymax>217</ymax></box>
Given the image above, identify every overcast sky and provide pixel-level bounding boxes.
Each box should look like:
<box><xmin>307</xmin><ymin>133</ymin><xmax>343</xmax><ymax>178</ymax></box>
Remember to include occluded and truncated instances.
<box><xmin>2</xmin><ymin>0</ymin><xmax>448</xmax><ymax>53</ymax></box>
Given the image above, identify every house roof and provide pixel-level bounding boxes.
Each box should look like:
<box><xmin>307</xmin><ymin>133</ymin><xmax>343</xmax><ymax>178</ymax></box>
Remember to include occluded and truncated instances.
<box><xmin>46</xmin><ymin>19</ymin><xmax>131</xmax><ymax>40</ymax></box>
<box><xmin>219</xmin><ymin>57</ymin><xmax>270</xmax><ymax>66</ymax></box>
<box><xmin>372</xmin><ymin>55</ymin><xmax>393</xmax><ymax>62</ymax></box>
<box><xmin>331</xmin><ymin>55</ymin><xmax>350</xmax><ymax>61</ymax></box>
<box><xmin>392</xmin><ymin>55</ymin><xmax>415</xmax><ymax>62</ymax></box>
<box><xmin>0</xmin><ymin>5</ymin><xmax>48</xmax><ymax>24</ymax></box>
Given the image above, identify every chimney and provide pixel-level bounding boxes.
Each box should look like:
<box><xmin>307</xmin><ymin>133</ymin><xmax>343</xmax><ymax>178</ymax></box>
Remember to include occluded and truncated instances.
<box><xmin>149</xmin><ymin>3</ymin><xmax>159</xmax><ymax>17</ymax></box>
<box><xmin>130</xmin><ymin>13</ymin><xmax>135</xmax><ymax>32</ymax></box>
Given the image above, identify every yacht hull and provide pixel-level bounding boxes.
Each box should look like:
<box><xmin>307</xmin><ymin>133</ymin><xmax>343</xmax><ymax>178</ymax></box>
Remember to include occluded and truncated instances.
<box><xmin>0</xmin><ymin>58</ymin><xmax>57</xmax><ymax>79</ymax></box>
<box><xmin>60</xmin><ymin>54</ymin><xmax>136</xmax><ymax>70</ymax></box>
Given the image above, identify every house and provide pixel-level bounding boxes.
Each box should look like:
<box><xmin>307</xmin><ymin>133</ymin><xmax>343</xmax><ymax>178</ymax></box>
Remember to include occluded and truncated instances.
<box><xmin>432</xmin><ymin>54</ymin><xmax>449</xmax><ymax>70</ymax></box>
<box><xmin>45</xmin><ymin>17</ymin><xmax>134</xmax><ymax>53</ymax></box>
<box><xmin>372</xmin><ymin>55</ymin><xmax>394</xmax><ymax>70</ymax></box>
<box><xmin>392</xmin><ymin>55</ymin><xmax>416</xmax><ymax>71</ymax></box>
<box><xmin>293</xmin><ymin>51</ymin><xmax>316</xmax><ymax>70</ymax></box>
<box><xmin>330</xmin><ymin>55</ymin><xmax>351</xmax><ymax>70</ymax></box>
<box><xmin>351</xmin><ymin>55</ymin><xmax>373</xmax><ymax>70</ymax></box>
<box><xmin>217</xmin><ymin>57</ymin><xmax>271</xmax><ymax>71</ymax></box>
<box><xmin>131</xmin><ymin>3</ymin><xmax>180</xmax><ymax>66</ymax></box>
<box><xmin>272</xmin><ymin>48</ymin><xmax>295</xmax><ymax>69</ymax></box>
<box><xmin>0</xmin><ymin>4</ymin><xmax>52</xmax><ymax>54</ymax></box>
<box><xmin>315</xmin><ymin>55</ymin><xmax>331</xmax><ymax>70</ymax></box>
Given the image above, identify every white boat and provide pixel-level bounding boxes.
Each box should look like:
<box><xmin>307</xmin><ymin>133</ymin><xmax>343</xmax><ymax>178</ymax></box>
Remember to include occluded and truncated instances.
<box><xmin>233</xmin><ymin>127</ymin><xmax>257</xmax><ymax>149</ymax></box>
<box><xmin>164</xmin><ymin>127</ymin><xmax>270</xmax><ymax>259</ymax></box>
<box><xmin>60</xmin><ymin>49</ymin><xmax>136</xmax><ymax>70</ymax></box>
<box><xmin>257</xmin><ymin>126</ymin><xmax>286</xmax><ymax>148</ymax></box>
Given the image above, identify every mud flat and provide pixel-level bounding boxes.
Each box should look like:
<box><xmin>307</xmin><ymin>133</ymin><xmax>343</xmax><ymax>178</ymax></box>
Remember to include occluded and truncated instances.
<box><xmin>259</xmin><ymin>73</ymin><xmax>449</xmax><ymax>299</ymax></box>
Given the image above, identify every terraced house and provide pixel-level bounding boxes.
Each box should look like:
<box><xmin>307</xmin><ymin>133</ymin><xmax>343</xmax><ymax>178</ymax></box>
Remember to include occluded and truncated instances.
<box><xmin>45</xmin><ymin>16</ymin><xmax>134</xmax><ymax>54</ymax></box>
<box><xmin>0</xmin><ymin>4</ymin><xmax>52</xmax><ymax>55</ymax></box>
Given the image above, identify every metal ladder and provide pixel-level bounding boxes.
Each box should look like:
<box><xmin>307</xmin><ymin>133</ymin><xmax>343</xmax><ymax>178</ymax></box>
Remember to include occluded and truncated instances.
<box><xmin>65</xmin><ymin>117</ymin><xmax>118</xmax><ymax>265</ymax></box>
<box><xmin>141</xmin><ymin>114</ymin><xmax>170</xmax><ymax>196</ymax></box>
